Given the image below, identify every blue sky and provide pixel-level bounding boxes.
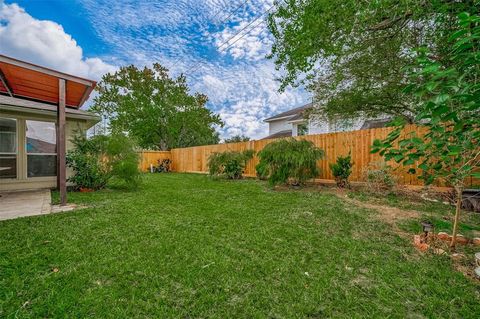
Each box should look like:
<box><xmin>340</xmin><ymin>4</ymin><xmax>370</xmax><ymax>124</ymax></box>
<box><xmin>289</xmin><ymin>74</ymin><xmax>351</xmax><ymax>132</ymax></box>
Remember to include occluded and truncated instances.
<box><xmin>0</xmin><ymin>0</ymin><xmax>309</xmax><ymax>139</ymax></box>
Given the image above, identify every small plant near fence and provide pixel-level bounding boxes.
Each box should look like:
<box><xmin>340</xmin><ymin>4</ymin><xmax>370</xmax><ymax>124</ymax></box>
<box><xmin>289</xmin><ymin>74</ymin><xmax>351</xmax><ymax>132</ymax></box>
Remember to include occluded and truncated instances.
<box><xmin>153</xmin><ymin>159</ymin><xmax>172</xmax><ymax>173</ymax></box>
<box><xmin>256</xmin><ymin>138</ymin><xmax>324</xmax><ymax>186</ymax></box>
<box><xmin>330</xmin><ymin>153</ymin><xmax>353</xmax><ymax>188</ymax></box>
<box><xmin>207</xmin><ymin>150</ymin><xmax>255</xmax><ymax>179</ymax></box>
<box><xmin>363</xmin><ymin>162</ymin><xmax>397</xmax><ymax>194</ymax></box>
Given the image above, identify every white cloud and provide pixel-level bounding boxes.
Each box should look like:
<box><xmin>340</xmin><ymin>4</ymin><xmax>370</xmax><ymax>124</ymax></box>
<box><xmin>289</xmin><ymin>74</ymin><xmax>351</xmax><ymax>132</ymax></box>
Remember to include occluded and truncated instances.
<box><xmin>0</xmin><ymin>1</ymin><xmax>310</xmax><ymax>140</ymax></box>
<box><xmin>191</xmin><ymin>61</ymin><xmax>309</xmax><ymax>139</ymax></box>
<box><xmin>0</xmin><ymin>2</ymin><xmax>115</xmax><ymax>80</ymax></box>
<box><xmin>212</xmin><ymin>19</ymin><xmax>273</xmax><ymax>61</ymax></box>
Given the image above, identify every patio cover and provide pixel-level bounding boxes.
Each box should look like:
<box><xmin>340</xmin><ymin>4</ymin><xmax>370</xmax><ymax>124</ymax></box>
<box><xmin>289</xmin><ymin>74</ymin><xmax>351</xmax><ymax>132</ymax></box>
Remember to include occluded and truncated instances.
<box><xmin>0</xmin><ymin>54</ymin><xmax>96</xmax><ymax>108</ymax></box>
<box><xmin>0</xmin><ymin>54</ymin><xmax>97</xmax><ymax>206</ymax></box>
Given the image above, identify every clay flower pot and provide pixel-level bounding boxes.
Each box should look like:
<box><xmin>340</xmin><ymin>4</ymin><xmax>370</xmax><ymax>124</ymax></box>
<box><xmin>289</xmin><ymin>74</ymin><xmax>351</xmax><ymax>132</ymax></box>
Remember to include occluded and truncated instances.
<box><xmin>472</xmin><ymin>238</ymin><xmax>480</xmax><ymax>246</ymax></box>
<box><xmin>455</xmin><ymin>234</ymin><xmax>469</xmax><ymax>245</ymax></box>
<box><xmin>437</xmin><ymin>232</ymin><xmax>450</xmax><ymax>241</ymax></box>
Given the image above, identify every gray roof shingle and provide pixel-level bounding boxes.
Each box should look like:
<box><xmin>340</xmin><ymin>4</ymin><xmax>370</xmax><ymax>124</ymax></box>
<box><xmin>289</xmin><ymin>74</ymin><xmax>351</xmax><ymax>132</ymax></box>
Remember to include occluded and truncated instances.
<box><xmin>261</xmin><ymin>130</ymin><xmax>292</xmax><ymax>140</ymax></box>
<box><xmin>264</xmin><ymin>103</ymin><xmax>312</xmax><ymax>122</ymax></box>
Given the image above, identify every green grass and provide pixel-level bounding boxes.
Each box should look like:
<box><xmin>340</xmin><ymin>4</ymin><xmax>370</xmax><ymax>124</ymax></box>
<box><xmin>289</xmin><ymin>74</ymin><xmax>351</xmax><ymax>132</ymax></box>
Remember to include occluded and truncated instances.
<box><xmin>1</xmin><ymin>174</ymin><xmax>479</xmax><ymax>318</ymax></box>
<box><xmin>346</xmin><ymin>190</ymin><xmax>480</xmax><ymax>238</ymax></box>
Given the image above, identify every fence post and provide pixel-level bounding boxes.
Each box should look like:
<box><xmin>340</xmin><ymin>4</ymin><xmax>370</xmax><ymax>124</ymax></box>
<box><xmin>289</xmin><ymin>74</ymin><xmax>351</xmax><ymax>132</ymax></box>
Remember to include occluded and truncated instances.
<box><xmin>137</xmin><ymin>126</ymin><xmax>445</xmax><ymax>185</ymax></box>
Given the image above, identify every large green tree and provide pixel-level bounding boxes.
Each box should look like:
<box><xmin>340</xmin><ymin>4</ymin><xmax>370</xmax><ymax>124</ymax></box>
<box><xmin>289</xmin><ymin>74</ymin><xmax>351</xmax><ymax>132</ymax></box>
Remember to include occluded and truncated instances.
<box><xmin>224</xmin><ymin>135</ymin><xmax>250</xmax><ymax>143</ymax></box>
<box><xmin>92</xmin><ymin>64</ymin><xmax>223</xmax><ymax>150</ymax></box>
<box><xmin>267</xmin><ymin>0</ymin><xmax>478</xmax><ymax>122</ymax></box>
<box><xmin>372</xmin><ymin>12</ymin><xmax>480</xmax><ymax>249</ymax></box>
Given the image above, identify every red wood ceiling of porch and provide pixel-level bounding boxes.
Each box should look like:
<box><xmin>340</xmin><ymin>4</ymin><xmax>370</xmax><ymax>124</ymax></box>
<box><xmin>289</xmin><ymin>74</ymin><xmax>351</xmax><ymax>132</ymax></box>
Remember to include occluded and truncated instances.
<box><xmin>0</xmin><ymin>56</ymin><xmax>96</xmax><ymax>108</ymax></box>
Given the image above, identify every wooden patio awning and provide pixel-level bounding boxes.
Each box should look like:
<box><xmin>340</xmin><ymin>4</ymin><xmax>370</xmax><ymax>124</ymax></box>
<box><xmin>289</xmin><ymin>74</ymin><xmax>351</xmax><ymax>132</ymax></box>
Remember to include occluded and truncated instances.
<box><xmin>0</xmin><ymin>54</ymin><xmax>98</xmax><ymax>206</ymax></box>
<box><xmin>0</xmin><ymin>54</ymin><xmax>96</xmax><ymax>108</ymax></box>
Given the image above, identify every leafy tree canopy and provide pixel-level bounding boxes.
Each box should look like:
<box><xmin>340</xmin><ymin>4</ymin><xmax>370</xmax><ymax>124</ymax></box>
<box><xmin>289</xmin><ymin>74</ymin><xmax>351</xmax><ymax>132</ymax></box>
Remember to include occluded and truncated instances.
<box><xmin>92</xmin><ymin>64</ymin><xmax>223</xmax><ymax>150</ymax></box>
<box><xmin>224</xmin><ymin>135</ymin><xmax>250</xmax><ymax>143</ymax></box>
<box><xmin>267</xmin><ymin>0</ymin><xmax>478</xmax><ymax>121</ymax></box>
<box><xmin>372</xmin><ymin>12</ymin><xmax>480</xmax><ymax>248</ymax></box>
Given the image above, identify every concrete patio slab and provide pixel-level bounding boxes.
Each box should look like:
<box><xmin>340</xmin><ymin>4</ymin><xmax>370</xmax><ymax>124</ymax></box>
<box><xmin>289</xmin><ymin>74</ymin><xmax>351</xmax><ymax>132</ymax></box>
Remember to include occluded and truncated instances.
<box><xmin>0</xmin><ymin>189</ymin><xmax>51</xmax><ymax>221</ymax></box>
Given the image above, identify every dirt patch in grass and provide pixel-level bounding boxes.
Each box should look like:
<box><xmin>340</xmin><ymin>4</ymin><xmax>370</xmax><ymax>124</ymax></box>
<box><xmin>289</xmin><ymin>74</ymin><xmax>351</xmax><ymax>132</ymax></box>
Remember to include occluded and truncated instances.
<box><xmin>348</xmin><ymin>198</ymin><xmax>419</xmax><ymax>229</ymax></box>
<box><xmin>330</xmin><ymin>188</ymin><xmax>421</xmax><ymax>236</ymax></box>
<box><xmin>327</xmin><ymin>189</ymin><xmax>480</xmax><ymax>282</ymax></box>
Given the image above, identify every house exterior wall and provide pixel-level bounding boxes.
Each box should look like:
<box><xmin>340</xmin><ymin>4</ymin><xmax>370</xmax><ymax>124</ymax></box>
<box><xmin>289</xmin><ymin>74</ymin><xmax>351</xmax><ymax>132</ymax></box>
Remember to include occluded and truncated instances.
<box><xmin>327</xmin><ymin>118</ymin><xmax>365</xmax><ymax>133</ymax></box>
<box><xmin>268</xmin><ymin>119</ymin><xmax>291</xmax><ymax>135</ymax></box>
<box><xmin>269</xmin><ymin>116</ymin><xmax>387</xmax><ymax>138</ymax></box>
<box><xmin>308</xmin><ymin>119</ymin><xmax>330</xmax><ymax>135</ymax></box>
<box><xmin>0</xmin><ymin>107</ymin><xmax>90</xmax><ymax>191</ymax></box>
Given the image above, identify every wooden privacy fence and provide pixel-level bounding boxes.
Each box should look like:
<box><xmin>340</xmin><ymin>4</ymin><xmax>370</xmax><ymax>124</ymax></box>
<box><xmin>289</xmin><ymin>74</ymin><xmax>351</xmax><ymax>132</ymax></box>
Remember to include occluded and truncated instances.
<box><xmin>138</xmin><ymin>151</ymin><xmax>171</xmax><ymax>172</ymax></box>
<box><xmin>139</xmin><ymin>125</ymin><xmax>477</xmax><ymax>186</ymax></box>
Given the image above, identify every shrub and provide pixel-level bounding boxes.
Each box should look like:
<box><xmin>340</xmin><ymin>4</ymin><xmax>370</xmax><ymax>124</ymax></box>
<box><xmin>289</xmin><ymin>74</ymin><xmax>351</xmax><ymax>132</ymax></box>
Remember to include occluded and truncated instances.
<box><xmin>207</xmin><ymin>150</ymin><xmax>255</xmax><ymax>179</ymax></box>
<box><xmin>106</xmin><ymin>134</ymin><xmax>142</xmax><ymax>188</ymax></box>
<box><xmin>256</xmin><ymin>138</ymin><xmax>324</xmax><ymax>186</ymax></box>
<box><xmin>255</xmin><ymin>160</ymin><xmax>269</xmax><ymax>180</ymax></box>
<box><xmin>66</xmin><ymin>134</ymin><xmax>110</xmax><ymax>190</ymax></box>
<box><xmin>330</xmin><ymin>153</ymin><xmax>353</xmax><ymax>188</ymax></box>
<box><xmin>363</xmin><ymin>162</ymin><xmax>397</xmax><ymax>194</ymax></box>
<box><xmin>67</xmin><ymin>133</ymin><xmax>141</xmax><ymax>190</ymax></box>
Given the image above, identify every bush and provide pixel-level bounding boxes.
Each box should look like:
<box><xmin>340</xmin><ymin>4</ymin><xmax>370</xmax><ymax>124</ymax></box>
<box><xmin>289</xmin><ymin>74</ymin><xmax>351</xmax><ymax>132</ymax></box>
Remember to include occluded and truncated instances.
<box><xmin>363</xmin><ymin>162</ymin><xmax>397</xmax><ymax>193</ymax></box>
<box><xmin>330</xmin><ymin>153</ymin><xmax>353</xmax><ymax>188</ymax></box>
<box><xmin>207</xmin><ymin>150</ymin><xmax>255</xmax><ymax>179</ymax></box>
<box><xmin>67</xmin><ymin>133</ymin><xmax>141</xmax><ymax>190</ymax></box>
<box><xmin>255</xmin><ymin>160</ymin><xmax>269</xmax><ymax>181</ymax></box>
<box><xmin>106</xmin><ymin>134</ymin><xmax>142</xmax><ymax>188</ymax></box>
<box><xmin>66</xmin><ymin>134</ymin><xmax>110</xmax><ymax>190</ymax></box>
<box><xmin>256</xmin><ymin>138</ymin><xmax>324</xmax><ymax>186</ymax></box>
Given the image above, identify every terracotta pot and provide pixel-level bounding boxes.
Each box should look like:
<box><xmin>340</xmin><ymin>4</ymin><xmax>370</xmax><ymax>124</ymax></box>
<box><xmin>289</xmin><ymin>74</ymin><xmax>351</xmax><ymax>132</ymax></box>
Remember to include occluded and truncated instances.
<box><xmin>413</xmin><ymin>235</ymin><xmax>429</xmax><ymax>251</ymax></box>
<box><xmin>437</xmin><ymin>232</ymin><xmax>450</xmax><ymax>241</ymax></box>
<box><xmin>455</xmin><ymin>234</ymin><xmax>469</xmax><ymax>245</ymax></box>
<box><xmin>472</xmin><ymin>238</ymin><xmax>480</xmax><ymax>246</ymax></box>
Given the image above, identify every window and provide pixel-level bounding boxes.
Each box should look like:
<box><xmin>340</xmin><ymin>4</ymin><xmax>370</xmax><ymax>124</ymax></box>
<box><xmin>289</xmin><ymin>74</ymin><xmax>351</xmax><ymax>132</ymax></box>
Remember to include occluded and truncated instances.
<box><xmin>0</xmin><ymin>118</ymin><xmax>17</xmax><ymax>179</ymax></box>
<box><xmin>297</xmin><ymin>123</ymin><xmax>309</xmax><ymax>136</ymax></box>
<box><xmin>26</xmin><ymin>120</ymin><xmax>57</xmax><ymax>177</ymax></box>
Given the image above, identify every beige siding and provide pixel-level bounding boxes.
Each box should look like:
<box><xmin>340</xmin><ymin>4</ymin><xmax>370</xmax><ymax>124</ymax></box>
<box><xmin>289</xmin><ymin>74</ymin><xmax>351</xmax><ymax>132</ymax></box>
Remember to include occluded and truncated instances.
<box><xmin>268</xmin><ymin>119</ymin><xmax>291</xmax><ymax>135</ymax></box>
<box><xmin>0</xmin><ymin>107</ymin><xmax>91</xmax><ymax>191</ymax></box>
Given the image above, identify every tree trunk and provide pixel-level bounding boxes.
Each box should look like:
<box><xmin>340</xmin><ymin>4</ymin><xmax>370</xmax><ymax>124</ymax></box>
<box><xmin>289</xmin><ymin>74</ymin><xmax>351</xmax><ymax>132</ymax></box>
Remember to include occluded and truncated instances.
<box><xmin>450</xmin><ymin>185</ymin><xmax>463</xmax><ymax>251</ymax></box>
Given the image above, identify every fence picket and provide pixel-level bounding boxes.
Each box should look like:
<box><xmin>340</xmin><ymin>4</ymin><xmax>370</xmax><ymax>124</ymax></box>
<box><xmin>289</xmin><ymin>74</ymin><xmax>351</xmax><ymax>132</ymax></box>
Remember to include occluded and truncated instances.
<box><xmin>138</xmin><ymin>125</ymin><xmax>476</xmax><ymax>187</ymax></box>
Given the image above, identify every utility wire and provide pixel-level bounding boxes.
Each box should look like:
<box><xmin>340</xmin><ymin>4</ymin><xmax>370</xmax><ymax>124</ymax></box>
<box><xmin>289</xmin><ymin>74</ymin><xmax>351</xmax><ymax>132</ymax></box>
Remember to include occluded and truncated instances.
<box><xmin>169</xmin><ymin>0</ymin><xmax>251</xmax><ymax>70</ymax></box>
<box><xmin>185</xmin><ymin>3</ymin><xmax>275</xmax><ymax>75</ymax></box>
<box><xmin>213</xmin><ymin>0</ymin><xmax>251</xmax><ymax>28</ymax></box>
<box><xmin>216</xmin><ymin>4</ymin><xmax>273</xmax><ymax>52</ymax></box>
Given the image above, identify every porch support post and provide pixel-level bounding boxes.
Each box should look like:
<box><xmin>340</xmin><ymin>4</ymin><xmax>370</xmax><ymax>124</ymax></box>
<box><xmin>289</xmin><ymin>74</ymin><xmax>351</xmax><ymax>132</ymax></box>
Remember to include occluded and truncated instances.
<box><xmin>57</xmin><ymin>78</ymin><xmax>67</xmax><ymax>206</ymax></box>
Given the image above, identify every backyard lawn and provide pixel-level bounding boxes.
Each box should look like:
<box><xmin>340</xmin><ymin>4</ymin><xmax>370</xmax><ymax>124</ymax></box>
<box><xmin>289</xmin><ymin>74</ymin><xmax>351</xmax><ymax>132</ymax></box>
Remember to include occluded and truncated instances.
<box><xmin>1</xmin><ymin>173</ymin><xmax>479</xmax><ymax>318</ymax></box>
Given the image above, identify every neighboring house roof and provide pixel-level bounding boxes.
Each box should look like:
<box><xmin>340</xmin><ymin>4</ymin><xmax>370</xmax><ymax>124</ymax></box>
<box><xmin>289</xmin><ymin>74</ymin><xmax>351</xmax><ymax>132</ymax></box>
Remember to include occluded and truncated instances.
<box><xmin>264</xmin><ymin>103</ymin><xmax>312</xmax><ymax>122</ymax></box>
<box><xmin>360</xmin><ymin>118</ymin><xmax>391</xmax><ymax>129</ymax></box>
<box><xmin>262</xmin><ymin>129</ymin><xmax>292</xmax><ymax>140</ymax></box>
<box><xmin>287</xmin><ymin>112</ymin><xmax>307</xmax><ymax>122</ymax></box>
<box><xmin>27</xmin><ymin>137</ymin><xmax>56</xmax><ymax>153</ymax></box>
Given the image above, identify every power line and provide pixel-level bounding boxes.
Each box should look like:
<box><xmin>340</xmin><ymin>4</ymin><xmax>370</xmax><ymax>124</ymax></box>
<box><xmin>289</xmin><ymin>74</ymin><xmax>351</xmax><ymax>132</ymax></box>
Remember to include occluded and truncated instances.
<box><xmin>216</xmin><ymin>4</ymin><xmax>272</xmax><ymax>52</ymax></box>
<box><xmin>169</xmin><ymin>0</ymin><xmax>251</xmax><ymax>69</ymax></box>
<box><xmin>213</xmin><ymin>0</ymin><xmax>251</xmax><ymax>27</ymax></box>
<box><xmin>185</xmin><ymin>4</ymin><xmax>275</xmax><ymax>76</ymax></box>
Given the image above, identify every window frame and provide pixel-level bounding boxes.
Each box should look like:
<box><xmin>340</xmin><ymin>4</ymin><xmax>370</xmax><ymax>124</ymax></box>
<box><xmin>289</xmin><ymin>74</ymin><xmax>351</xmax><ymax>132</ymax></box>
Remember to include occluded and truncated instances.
<box><xmin>25</xmin><ymin>119</ymin><xmax>57</xmax><ymax>179</ymax></box>
<box><xmin>297</xmin><ymin>122</ymin><xmax>309</xmax><ymax>136</ymax></box>
<box><xmin>0</xmin><ymin>117</ymin><xmax>18</xmax><ymax>180</ymax></box>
